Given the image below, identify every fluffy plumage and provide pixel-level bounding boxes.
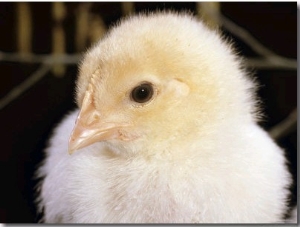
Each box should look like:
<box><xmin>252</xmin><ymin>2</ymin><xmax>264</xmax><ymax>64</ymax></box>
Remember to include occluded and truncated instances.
<box><xmin>36</xmin><ymin>12</ymin><xmax>292</xmax><ymax>223</ymax></box>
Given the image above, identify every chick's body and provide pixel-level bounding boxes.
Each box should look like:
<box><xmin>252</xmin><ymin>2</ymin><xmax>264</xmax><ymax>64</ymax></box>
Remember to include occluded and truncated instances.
<box><xmin>36</xmin><ymin>12</ymin><xmax>291</xmax><ymax>223</ymax></box>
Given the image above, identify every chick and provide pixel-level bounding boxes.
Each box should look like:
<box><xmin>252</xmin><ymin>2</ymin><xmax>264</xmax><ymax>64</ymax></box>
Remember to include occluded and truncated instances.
<box><xmin>36</xmin><ymin>12</ymin><xmax>292</xmax><ymax>223</ymax></box>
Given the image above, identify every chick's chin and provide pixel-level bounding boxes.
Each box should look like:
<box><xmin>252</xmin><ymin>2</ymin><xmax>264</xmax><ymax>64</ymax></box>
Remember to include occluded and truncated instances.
<box><xmin>101</xmin><ymin>115</ymin><xmax>197</xmax><ymax>160</ymax></box>
<box><xmin>102</xmin><ymin>136</ymin><xmax>145</xmax><ymax>158</ymax></box>
<box><xmin>83</xmin><ymin>119</ymin><xmax>141</xmax><ymax>157</ymax></box>
<box><xmin>98</xmin><ymin>122</ymin><xmax>165</xmax><ymax>158</ymax></box>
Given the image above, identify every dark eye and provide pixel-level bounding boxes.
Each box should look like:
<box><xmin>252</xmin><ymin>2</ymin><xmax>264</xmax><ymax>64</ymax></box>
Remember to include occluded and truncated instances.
<box><xmin>130</xmin><ymin>83</ymin><xmax>154</xmax><ymax>103</ymax></box>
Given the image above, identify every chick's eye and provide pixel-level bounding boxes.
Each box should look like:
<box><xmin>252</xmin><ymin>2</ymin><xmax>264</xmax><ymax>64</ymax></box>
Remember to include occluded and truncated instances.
<box><xmin>130</xmin><ymin>83</ymin><xmax>154</xmax><ymax>103</ymax></box>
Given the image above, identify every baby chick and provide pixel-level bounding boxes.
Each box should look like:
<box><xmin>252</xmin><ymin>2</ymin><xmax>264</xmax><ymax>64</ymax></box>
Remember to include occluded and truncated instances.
<box><xmin>36</xmin><ymin>12</ymin><xmax>292</xmax><ymax>223</ymax></box>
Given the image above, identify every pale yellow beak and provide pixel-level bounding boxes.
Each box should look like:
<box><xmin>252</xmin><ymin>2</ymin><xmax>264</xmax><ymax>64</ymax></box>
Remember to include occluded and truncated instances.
<box><xmin>68</xmin><ymin>89</ymin><xmax>127</xmax><ymax>154</ymax></box>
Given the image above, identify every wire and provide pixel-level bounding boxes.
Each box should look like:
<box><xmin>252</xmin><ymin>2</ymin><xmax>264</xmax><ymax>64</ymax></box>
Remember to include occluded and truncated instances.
<box><xmin>0</xmin><ymin>63</ymin><xmax>52</xmax><ymax>110</ymax></box>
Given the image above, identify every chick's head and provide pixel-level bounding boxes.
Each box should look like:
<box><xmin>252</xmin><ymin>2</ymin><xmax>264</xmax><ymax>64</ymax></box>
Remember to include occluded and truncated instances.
<box><xmin>69</xmin><ymin>12</ymin><xmax>258</xmax><ymax>157</ymax></box>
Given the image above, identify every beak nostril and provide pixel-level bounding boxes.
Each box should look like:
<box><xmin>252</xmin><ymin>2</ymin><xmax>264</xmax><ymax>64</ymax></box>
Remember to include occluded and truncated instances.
<box><xmin>93</xmin><ymin>112</ymin><xmax>100</xmax><ymax>121</ymax></box>
<box><xmin>85</xmin><ymin>111</ymin><xmax>100</xmax><ymax>126</ymax></box>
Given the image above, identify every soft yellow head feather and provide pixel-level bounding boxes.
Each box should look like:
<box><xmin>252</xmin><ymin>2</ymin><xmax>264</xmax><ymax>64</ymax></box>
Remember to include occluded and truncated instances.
<box><xmin>73</xmin><ymin>12</ymin><xmax>258</xmax><ymax>157</ymax></box>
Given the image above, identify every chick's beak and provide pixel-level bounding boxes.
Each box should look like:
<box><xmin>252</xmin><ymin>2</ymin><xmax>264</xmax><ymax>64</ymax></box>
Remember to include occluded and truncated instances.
<box><xmin>68</xmin><ymin>89</ymin><xmax>124</xmax><ymax>154</ymax></box>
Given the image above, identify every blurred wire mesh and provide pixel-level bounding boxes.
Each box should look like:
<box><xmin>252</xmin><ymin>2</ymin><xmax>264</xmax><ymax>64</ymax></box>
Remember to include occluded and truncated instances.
<box><xmin>0</xmin><ymin>2</ymin><xmax>296</xmax><ymax>223</ymax></box>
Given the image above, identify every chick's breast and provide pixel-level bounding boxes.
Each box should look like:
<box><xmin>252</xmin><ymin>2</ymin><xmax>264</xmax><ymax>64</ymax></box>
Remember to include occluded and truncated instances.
<box><xmin>36</xmin><ymin>12</ymin><xmax>292</xmax><ymax>223</ymax></box>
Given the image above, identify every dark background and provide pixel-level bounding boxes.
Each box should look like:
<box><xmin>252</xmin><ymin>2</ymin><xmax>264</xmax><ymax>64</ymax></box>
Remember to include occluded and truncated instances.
<box><xmin>0</xmin><ymin>2</ymin><xmax>297</xmax><ymax>223</ymax></box>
